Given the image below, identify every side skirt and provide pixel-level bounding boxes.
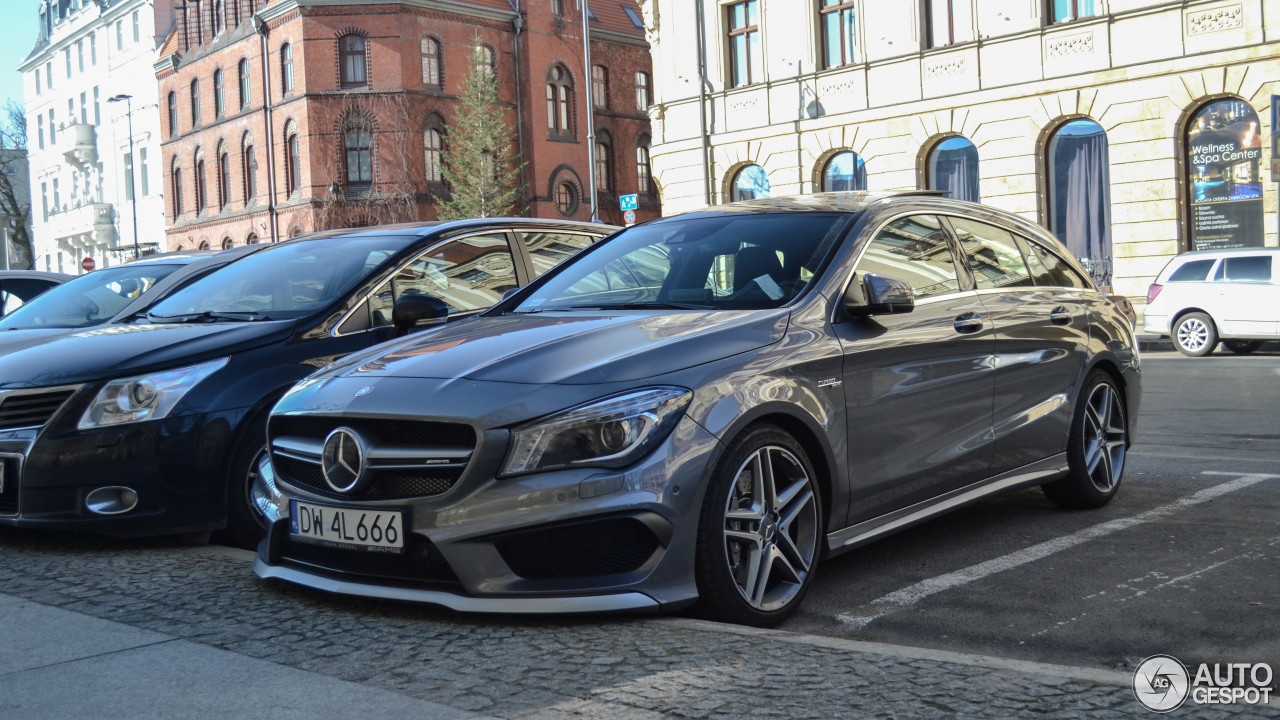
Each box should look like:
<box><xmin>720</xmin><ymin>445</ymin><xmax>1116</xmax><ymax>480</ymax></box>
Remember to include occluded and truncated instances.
<box><xmin>825</xmin><ymin>454</ymin><xmax>1068</xmax><ymax>555</ymax></box>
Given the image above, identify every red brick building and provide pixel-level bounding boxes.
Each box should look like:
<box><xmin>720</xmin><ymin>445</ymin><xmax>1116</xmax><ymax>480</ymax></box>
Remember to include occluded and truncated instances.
<box><xmin>155</xmin><ymin>0</ymin><xmax>658</xmax><ymax>249</ymax></box>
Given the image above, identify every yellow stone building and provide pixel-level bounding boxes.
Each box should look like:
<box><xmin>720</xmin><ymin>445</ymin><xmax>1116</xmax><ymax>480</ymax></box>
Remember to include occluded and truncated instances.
<box><xmin>637</xmin><ymin>0</ymin><xmax>1280</xmax><ymax>308</ymax></box>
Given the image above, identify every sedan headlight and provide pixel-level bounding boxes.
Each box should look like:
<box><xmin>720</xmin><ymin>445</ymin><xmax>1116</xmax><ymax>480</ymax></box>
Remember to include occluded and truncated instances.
<box><xmin>500</xmin><ymin>387</ymin><xmax>692</xmax><ymax>476</ymax></box>
<box><xmin>78</xmin><ymin>358</ymin><xmax>229</xmax><ymax>430</ymax></box>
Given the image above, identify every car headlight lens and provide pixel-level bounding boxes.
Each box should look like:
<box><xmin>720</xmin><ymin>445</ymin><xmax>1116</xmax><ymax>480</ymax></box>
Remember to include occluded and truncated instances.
<box><xmin>78</xmin><ymin>358</ymin><xmax>229</xmax><ymax>430</ymax></box>
<box><xmin>500</xmin><ymin>387</ymin><xmax>692</xmax><ymax>476</ymax></box>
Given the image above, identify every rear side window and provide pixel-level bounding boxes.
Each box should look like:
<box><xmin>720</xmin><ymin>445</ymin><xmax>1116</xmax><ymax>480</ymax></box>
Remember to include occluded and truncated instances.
<box><xmin>522</xmin><ymin>231</ymin><xmax>599</xmax><ymax>278</ymax></box>
<box><xmin>1167</xmin><ymin>259</ymin><xmax>1216</xmax><ymax>283</ymax></box>
<box><xmin>1022</xmin><ymin>240</ymin><xmax>1087</xmax><ymax>289</ymax></box>
<box><xmin>1213</xmin><ymin>256</ymin><xmax>1272</xmax><ymax>283</ymax></box>
<box><xmin>948</xmin><ymin>218</ymin><xmax>1033</xmax><ymax>290</ymax></box>
<box><xmin>857</xmin><ymin>215</ymin><xmax>961</xmax><ymax>300</ymax></box>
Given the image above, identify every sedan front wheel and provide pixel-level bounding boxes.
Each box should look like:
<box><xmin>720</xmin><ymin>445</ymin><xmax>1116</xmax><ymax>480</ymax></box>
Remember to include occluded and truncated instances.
<box><xmin>1043</xmin><ymin>371</ymin><xmax>1128</xmax><ymax>509</ymax></box>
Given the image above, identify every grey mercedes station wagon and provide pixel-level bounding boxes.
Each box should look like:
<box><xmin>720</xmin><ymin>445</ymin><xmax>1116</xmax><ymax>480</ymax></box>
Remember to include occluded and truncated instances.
<box><xmin>253</xmin><ymin>192</ymin><xmax>1141</xmax><ymax>626</ymax></box>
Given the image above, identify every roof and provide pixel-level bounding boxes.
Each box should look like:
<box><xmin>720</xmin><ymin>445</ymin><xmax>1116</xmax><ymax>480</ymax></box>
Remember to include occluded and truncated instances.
<box><xmin>288</xmin><ymin>217</ymin><xmax>618</xmax><ymax>243</ymax></box>
<box><xmin>590</xmin><ymin>1</ymin><xmax>647</xmax><ymax>39</ymax></box>
<box><xmin>1176</xmin><ymin>246</ymin><xmax>1280</xmax><ymax>258</ymax></box>
<box><xmin>693</xmin><ymin>191</ymin><xmax>949</xmax><ymax>215</ymax></box>
<box><xmin>0</xmin><ymin>270</ymin><xmax>74</xmax><ymax>282</ymax></box>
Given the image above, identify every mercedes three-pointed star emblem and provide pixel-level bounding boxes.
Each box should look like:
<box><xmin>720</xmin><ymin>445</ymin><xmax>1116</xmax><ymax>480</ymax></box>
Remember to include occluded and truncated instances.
<box><xmin>321</xmin><ymin>427</ymin><xmax>368</xmax><ymax>494</ymax></box>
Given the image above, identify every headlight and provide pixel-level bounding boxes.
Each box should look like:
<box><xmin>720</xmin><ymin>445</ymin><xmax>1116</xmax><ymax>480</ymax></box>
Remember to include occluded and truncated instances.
<box><xmin>500</xmin><ymin>387</ymin><xmax>692</xmax><ymax>476</ymax></box>
<box><xmin>78</xmin><ymin>358</ymin><xmax>229</xmax><ymax>430</ymax></box>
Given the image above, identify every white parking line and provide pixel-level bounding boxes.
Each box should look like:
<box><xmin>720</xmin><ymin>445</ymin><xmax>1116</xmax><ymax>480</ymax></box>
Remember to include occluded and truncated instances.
<box><xmin>835</xmin><ymin>471</ymin><xmax>1278</xmax><ymax>629</ymax></box>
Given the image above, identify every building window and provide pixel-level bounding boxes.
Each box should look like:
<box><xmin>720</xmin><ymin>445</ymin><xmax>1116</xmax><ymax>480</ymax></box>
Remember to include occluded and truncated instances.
<box><xmin>195</xmin><ymin>155</ymin><xmax>207</xmax><ymax>213</ymax></box>
<box><xmin>551</xmin><ymin>0</ymin><xmax>564</xmax><ymax>15</ymax></box>
<box><xmin>76</xmin><ymin>41</ymin><xmax>84</xmax><ymax>72</ymax></box>
<box><xmin>420</xmin><ymin>37</ymin><xmax>441</xmax><ymax>88</ymax></box>
<box><xmin>116</xmin><ymin>19</ymin><xmax>124</xmax><ymax>50</ymax></box>
<box><xmin>90</xmin><ymin>33</ymin><xmax>96</xmax><ymax>64</ymax></box>
<box><xmin>424</xmin><ymin>124</ymin><xmax>443</xmax><ymax>183</ymax></box>
<box><xmin>36</xmin><ymin>71</ymin><xmax>41</xmax><ymax>95</ymax></box>
<box><xmin>592</xmin><ymin>65</ymin><xmax>608</xmax><ymax>109</ymax></box>
<box><xmin>822</xmin><ymin>151</ymin><xmax>866</xmax><ymax>191</ymax></box>
<box><xmin>243</xmin><ymin>143</ymin><xmax>257</xmax><ymax>201</ymax></box>
<box><xmin>167</xmin><ymin>92</ymin><xmax>178</xmax><ymax>136</ymax></box>
<box><xmin>554</xmin><ymin>181</ymin><xmax>578</xmax><ymax>216</ymax></box>
<box><xmin>64</xmin><ymin>47</ymin><xmax>71</xmax><ymax>79</ymax></box>
<box><xmin>247</xmin><ymin>232</ymin><xmax>259</xmax><ymax>244</ymax></box>
<box><xmin>637</xmin><ymin>141</ymin><xmax>653</xmax><ymax>195</ymax></box>
<box><xmin>213</xmin><ymin>69</ymin><xmax>225</xmax><ymax>116</ymax></box>
<box><xmin>820</xmin><ymin>0</ymin><xmax>857</xmax><ymax>68</ymax></box>
<box><xmin>40</xmin><ymin>182</ymin><xmax>48</xmax><ymax>221</ymax></box>
<box><xmin>927</xmin><ymin>136</ymin><xmax>979</xmax><ymax>203</ymax></box>
<box><xmin>594</xmin><ymin>134</ymin><xmax>611</xmax><ymax>192</ymax></box>
<box><xmin>190</xmin><ymin>79</ymin><xmax>201</xmax><ymax>127</ymax></box>
<box><xmin>927</xmin><ymin>0</ymin><xmax>975</xmax><ymax>47</ymax></box>
<box><xmin>171</xmin><ymin>162</ymin><xmax>183</xmax><ymax>217</ymax></box>
<box><xmin>344</xmin><ymin>122</ymin><xmax>371</xmax><ymax>186</ymax></box>
<box><xmin>218</xmin><ymin>149</ymin><xmax>231</xmax><ymax>209</ymax></box>
<box><xmin>140</xmin><ymin>148</ymin><xmax>150</xmax><ymax>196</ymax></box>
<box><xmin>635</xmin><ymin>72</ymin><xmax>651</xmax><ymax>111</ymax></box>
<box><xmin>45</xmin><ymin>62</ymin><xmax>52</xmax><ymax>91</ymax></box>
<box><xmin>476</xmin><ymin>45</ymin><xmax>496</xmax><ymax>78</ymax></box>
<box><xmin>214</xmin><ymin>0</ymin><xmax>224</xmax><ymax>35</ymax></box>
<box><xmin>47</xmin><ymin>109</ymin><xmax>55</xmax><ymax>143</ymax></box>
<box><xmin>124</xmin><ymin>152</ymin><xmax>134</xmax><ymax>202</ymax></box>
<box><xmin>340</xmin><ymin>34</ymin><xmax>368</xmax><ymax>87</ymax></box>
<box><xmin>732</xmin><ymin>164</ymin><xmax>770</xmax><ymax>201</ymax></box>
<box><xmin>239</xmin><ymin>59</ymin><xmax>251</xmax><ymax>107</ymax></box>
<box><xmin>1048</xmin><ymin>0</ymin><xmax>1098</xmax><ymax>24</ymax></box>
<box><xmin>281</xmin><ymin>43</ymin><xmax>294</xmax><ymax>93</ymax></box>
<box><xmin>546</xmin><ymin>65</ymin><xmax>573</xmax><ymax>137</ymax></box>
<box><xmin>728</xmin><ymin>1</ymin><xmax>762</xmax><ymax>87</ymax></box>
<box><xmin>1186</xmin><ymin>98</ymin><xmax>1263</xmax><ymax>252</ymax></box>
<box><xmin>133</xmin><ymin>10</ymin><xmax>141</xmax><ymax>42</ymax></box>
<box><xmin>92</xmin><ymin>87</ymin><xmax>99</xmax><ymax>125</ymax></box>
<box><xmin>286</xmin><ymin>132</ymin><xmax>302</xmax><ymax>195</ymax></box>
<box><xmin>221</xmin><ymin>237</ymin><xmax>233</xmax><ymax>250</ymax></box>
<box><xmin>37</xmin><ymin>115</ymin><xmax>44</xmax><ymax>149</ymax></box>
<box><xmin>1047</xmin><ymin>119</ymin><xmax>1111</xmax><ymax>287</ymax></box>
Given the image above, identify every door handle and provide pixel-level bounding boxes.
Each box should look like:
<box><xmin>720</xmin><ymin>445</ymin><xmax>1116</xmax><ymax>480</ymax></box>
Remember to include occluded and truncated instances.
<box><xmin>954</xmin><ymin>313</ymin><xmax>983</xmax><ymax>333</ymax></box>
<box><xmin>1050</xmin><ymin>306</ymin><xmax>1072</xmax><ymax>325</ymax></box>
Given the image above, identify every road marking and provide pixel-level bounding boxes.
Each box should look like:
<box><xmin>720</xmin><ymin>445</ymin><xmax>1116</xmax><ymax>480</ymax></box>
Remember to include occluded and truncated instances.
<box><xmin>835</xmin><ymin>471</ymin><xmax>1278</xmax><ymax>629</ymax></box>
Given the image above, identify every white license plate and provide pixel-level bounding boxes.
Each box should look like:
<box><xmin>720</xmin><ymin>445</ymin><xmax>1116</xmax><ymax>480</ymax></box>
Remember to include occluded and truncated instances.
<box><xmin>289</xmin><ymin>500</ymin><xmax>405</xmax><ymax>553</ymax></box>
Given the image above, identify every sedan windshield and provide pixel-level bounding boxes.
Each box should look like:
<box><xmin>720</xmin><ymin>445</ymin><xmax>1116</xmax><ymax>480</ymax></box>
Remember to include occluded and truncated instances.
<box><xmin>514</xmin><ymin>213</ymin><xmax>850</xmax><ymax>312</ymax></box>
<box><xmin>147</xmin><ymin>234</ymin><xmax>416</xmax><ymax>321</ymax></box>
<box><xmin>0</xmin><ymin>263</ymin><xmax>182</xmax><ymax>330</ymax></box>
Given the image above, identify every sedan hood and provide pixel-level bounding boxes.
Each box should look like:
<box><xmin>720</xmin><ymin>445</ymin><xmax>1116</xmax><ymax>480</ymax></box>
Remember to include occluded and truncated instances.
<box><xmin>344</xmin><ymin>309</ymin><xmax>790</xmax><ymax>385</ymax></box>
<box><xmin>0</xmin><ymin>328</ymin><xmax>78</xmax><ymax>359</ymax></box>
<box><xmin>0</xmin><ymin>320</ymin><xmax>296</xmax><ymax>389</ymax></box>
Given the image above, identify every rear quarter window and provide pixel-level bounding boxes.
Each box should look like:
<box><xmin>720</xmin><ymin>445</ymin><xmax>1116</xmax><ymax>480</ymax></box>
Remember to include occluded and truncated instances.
<box><xmin>1214</xmin><ymin>256</ymin><xmax>1272</xmax><ymax>283</ymax></box>
<box><xmin>1166</xmin><ymin>259</ymin><xmax>1216</xmax><ymax>283</ymax></box>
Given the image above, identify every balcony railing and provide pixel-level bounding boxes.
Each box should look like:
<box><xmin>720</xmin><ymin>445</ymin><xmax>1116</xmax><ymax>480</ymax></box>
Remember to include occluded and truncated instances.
<box><xmin>48</xmin><ymin>202</ymin><xmax>115</xmax><ymax>246</ymax></box>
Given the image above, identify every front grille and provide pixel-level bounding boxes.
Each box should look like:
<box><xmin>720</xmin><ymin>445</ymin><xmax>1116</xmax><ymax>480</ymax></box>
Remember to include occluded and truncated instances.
<box><xmin>278</xmin><ymin>531</ymin><xmax>459</xmax><ymax>587</ymax></box>
<box><xmin>274</xmin><ymin>454</ymin><xmax>464</xmax><ymax>500</ymax></box>
<box><xmin>495</xmin><ymin>517</ymin><xmax>661</xmax><ymax>580</ymax></box>
<box><xmin>0</xmin><ymin>389</ymin><xmax>78</xmax><ymax>431</ymax></box>
<box><xmin>0</xmin><ymin>456</ymin><xmax>18</xmax><ymax>515</ymax></box>
<box><xmin>271</xmin><ymin>416</ymin><xmax>476</xmax><ymax>448</ymax></box>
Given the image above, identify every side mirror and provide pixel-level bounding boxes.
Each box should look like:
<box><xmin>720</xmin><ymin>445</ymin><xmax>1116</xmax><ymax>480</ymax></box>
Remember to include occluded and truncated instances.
<box><xmin>392</xmin><ymin>294</ymin><xmax>449</xmax><ymax>333</ymax></box>
<box><xmin>842</xmin><ymin>273</ymin><xmax>915</xmax><ymax>317</ymax></box>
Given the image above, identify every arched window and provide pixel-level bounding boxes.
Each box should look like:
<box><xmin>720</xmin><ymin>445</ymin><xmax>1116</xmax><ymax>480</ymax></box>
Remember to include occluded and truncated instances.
<box><xmin>592</xmin><ymin>65</ymin><xmax>608</xmax><ymax>109</ymax></box>
<box><xmin>339</xmin><ymin>34</ymin><xmax>367</xmax><ymax>87</ymax></box>
<box><xmin>198</xmin><ymin>239</ymin><xmax>210</xmax><ymax>250</ymax></box>
<box><xmin>635</xmin><ymin>71</ymin><xmax>651</xmax><ymax>111</ymax></box>
<box><xmin>344</xmin><ymin>119</ymin><xmax>372</xmax><ymax>186</ymax></box>
<box><xmin>1186</xmin><ymin>98</ymin><xmax>1264</xmax><ymax>252</ymax></box>
<box><xmin>280</xmin><ymin>43</ymin><xmax>294</xmax><ymax>93</ymax></box>
<box><xmin>243</xmin><ymin>141</ymin><xmax>257</xmax><ymax>202</ymax></box>
<box><xmin>821</xmin><ymin>151</ymin><xmax>866</xmax><ymax>191</ymax></box>
<box><xmin>213</xmin><ymin>68</ymin><xmax>225</xmax><ymax>116</ymax></box>
<box><xmin>1048</xmin><ymin>119</ymin><xmax>1111</xmax><ymax>287</ymax></box>
<box><xmin>927</xmin><ymin>136</ymin><xmax>979</xmax><ymax>203</ymax></box>
<box><xmin>170</xmin><ymin>158</ymin><xmax>183</xmax><ymax>218</ymax></box>
<box><xmin>476</xmin><ymin>44</ymin><xmax>496</xmax><ymax>77</ymax></box>
<box><xmin>595</xmin><ymin>132</ymin><xmax>612</xmax><ymax>192</ymax></box>
<box><xmin>194</xmin><ymin>148</ymin><xmax>207</xmax><ymax>213</ymax></box>
<box><xmin>546</xmin><ymin>65</ymin><xmax>573</xmax><ymax>137</ymax></box>
<box><xmin>190</xmin><ymin>79</ymin><xmax>201</xmax><ymax>126</ymax></box>
<box><xmin>238</xmin><ymin>58</ymin><xmax>251</xmax><ymax>107</ymax></box>
<box><xmin>221</xmin><ymin>236</ymin><xmax>233</xmax><ymax>250</ymax></box>
<box><xmin>637</xmin><ymin>136</ymin><xmax>653</xmax><ymax>196</ymax></box>
<box><xmin>554</xmin><ymin>180</ymin><xmax>578</xmax><ymax>216</ymax></box>
<box><xmin>246</xmin><ymin>232</ymin><xmax>259</xmax><ymax>244</ymax></box>
<box><xmin>167</xmin><ymin>91</ymin><xmax>178</xmax><ymax>136</ymax></box>
<box><xmin>285</xmin><ymin>129</ymin><xmax>301</xmax><ymax>195</ymax></box>
<box><xmin>731</xmin><ymin>164</ymin><xmax>770</xmax><ymax>201</ymax></box>
<box><xmin>423</xmin><ymin>119</ymin><xmax>444</xmax><ymax>183</ymax></box>
<box><xmin>421</xmin><ymin>37</ymin><xmax>441</xmax><ymax>88</ymax></box>
<box><xmin>217</xmin><ymin>145</ymin><xmax>230</xmax><ymax>209</ymax></box>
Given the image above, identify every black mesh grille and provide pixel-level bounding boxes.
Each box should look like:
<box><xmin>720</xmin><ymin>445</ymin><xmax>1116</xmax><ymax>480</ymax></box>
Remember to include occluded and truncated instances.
<box><xmin>0</xmin><ymin>457</ymin><xmax>17</xmax><ymax>515</ymax></box>
<box><xmin>0</xmin><ymin>389</ymin><xmax>77</xmax><ymax>431</ymax></box>
<box><xmin>273</xmin><ymin>459</ymin><xmax>462</xmax><ymax>500</ymax></box>
<box><xmin>495</xmin><ymin>517</ymin><xmax>661</xmax><ymax>580</ymax></box>
<box><xmin>279</xmin><ymin>532</ymin><xmax>459</xmax><ymax>586</ymax></box>
<box><xmin>275</xmin><ymin>456</ymin><xmax>326</xmax><ymax>490</ymax></box>
<box><xmin>271</xmin><ymin>416</ymin><xmax>476</xmax><ymax>448</ymax></box>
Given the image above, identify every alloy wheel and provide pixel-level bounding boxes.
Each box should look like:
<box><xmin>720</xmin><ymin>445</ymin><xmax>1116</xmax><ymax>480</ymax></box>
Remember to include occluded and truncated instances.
<box><xmin>1176</xmin><ymin>317</ymin><xmax>1211</xmax><ymax>353</ymax></box>
<box><xmin>721</xmin><ymin>445</ymin><xmax>818</xmax><ymax>612</ymax></box>
<box><xmin>1081</xmin><ymin>382</ymin><xmax>1126</xmax><ymax>494</ymax></box>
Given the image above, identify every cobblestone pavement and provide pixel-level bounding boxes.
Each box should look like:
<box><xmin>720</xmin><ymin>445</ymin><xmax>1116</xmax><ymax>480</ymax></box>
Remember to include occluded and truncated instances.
<box><xmin>0</xmin><ymin>528</ymin><xmax>1268</xmax><ymax>719</ymax></box>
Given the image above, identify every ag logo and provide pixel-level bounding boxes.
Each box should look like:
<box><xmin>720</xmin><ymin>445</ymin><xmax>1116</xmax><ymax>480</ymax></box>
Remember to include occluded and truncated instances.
<box><xmin>321</xmin><ymin>427</ymin><xmax>369</xmax><ymax>494</ymax></box>
<box><xmin>1134</xmin><ymin>654</ymin><xmax>1190</xmax><ymax>713</ymax></box>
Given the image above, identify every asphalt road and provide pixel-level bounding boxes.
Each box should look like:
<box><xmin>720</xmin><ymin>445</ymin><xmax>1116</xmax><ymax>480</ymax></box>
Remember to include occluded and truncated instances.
<box><xmin>782</xmin><ymin>346</ymin><xmax>1280</xmax><ymax>673</ymax></box>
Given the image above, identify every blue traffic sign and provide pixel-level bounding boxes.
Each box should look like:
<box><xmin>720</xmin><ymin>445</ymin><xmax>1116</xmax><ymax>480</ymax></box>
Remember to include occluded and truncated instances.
<box><xmin>620</xmin><ymin>194</ymin><xmax>639</xmax><ymax>211</ymax></box>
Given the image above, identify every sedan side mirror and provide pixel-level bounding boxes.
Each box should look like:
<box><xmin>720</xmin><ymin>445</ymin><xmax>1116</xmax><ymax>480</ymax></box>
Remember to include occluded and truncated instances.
<box><xmin>843</xmin><ymin>273</ymin><xmax>915</xmax><ymax>317</ymax></box>
<box><xmin>392</xmin><ymin>294</ymin><xmax>449</xmax><ymax>333</ymax></box>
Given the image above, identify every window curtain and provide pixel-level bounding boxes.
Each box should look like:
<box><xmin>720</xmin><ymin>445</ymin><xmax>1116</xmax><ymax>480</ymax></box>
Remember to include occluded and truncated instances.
<box><xmin>1052</xmin><ymin>129</ymin><xmax>1111</xmax><ymax>287</ymax></box>
<box><xmin>931</xmin><ymin>145</ymin><xmax>979</xmax><ymax>203</ymax></box>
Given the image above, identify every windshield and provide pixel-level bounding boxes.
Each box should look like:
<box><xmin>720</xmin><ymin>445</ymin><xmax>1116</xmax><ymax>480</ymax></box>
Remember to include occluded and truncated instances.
<box><xmin>147</xmin><ymin>234</ymin><xmax>416</xmax><ymax>321</ymax></box>
<box><xmin>0</xmin><ymin>263</ymin><xmax>182</xmax><ymax>330</ymax></box>
<box><xmin>513</xmin><ymin>213</ymin><xmax>850</xmax><ymax>312</ymax></box>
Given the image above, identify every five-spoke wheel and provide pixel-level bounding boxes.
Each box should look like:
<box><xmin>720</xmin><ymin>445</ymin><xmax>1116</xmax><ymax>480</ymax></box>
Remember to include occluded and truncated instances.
<box><xmin>1043</xmin><ymin>371</ymin><xmax>1128</xmax><ymax>509</ymax></box>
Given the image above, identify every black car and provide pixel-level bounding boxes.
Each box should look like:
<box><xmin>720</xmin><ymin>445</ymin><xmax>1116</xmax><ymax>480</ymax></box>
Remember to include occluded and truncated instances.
<box><xmin>0</xmin><ymin>270</ymin><xmax>74</xmax><ymax>317</ymax></box>
<box><xmin>0</xmin><ymin>219</ymin><xmax>614</xmax><ymax>546</ymax></box>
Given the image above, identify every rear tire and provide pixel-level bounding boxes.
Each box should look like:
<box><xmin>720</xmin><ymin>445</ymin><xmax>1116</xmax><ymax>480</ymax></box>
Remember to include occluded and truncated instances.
<box><xmin>1172</xmin><ymin>312</ymin><xmax>1218</xmax><ymax>357</ymax></box>
<box><xmin>1043</xmin><ymin>371</ymin><xmax>1128</xmax><ymax>509</ymax></box>
<box><xmin>693</xmin><ymin>424</ymin><xmax>823</xmax><ymax>627</ymax></box>
<box><xmin>1223</xmin><ymin>340</ymin><xmax>1263</xmax><ymax>355</ymax></box>
<box><xmin>219</xmin><ymin>415</ymin><xmax>270</xmax><ymax>550</ymax></box>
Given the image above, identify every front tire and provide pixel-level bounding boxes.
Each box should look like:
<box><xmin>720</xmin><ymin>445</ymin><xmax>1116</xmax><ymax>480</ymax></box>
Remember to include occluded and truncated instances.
<box><xmin>1223</xmin><ymin>340</ymin><xmax>1263</xmax><ymax>355</ymax></box>
<box><xmin>1043</xmin><ymin>371</ymin><xmax>1128</xmax><ymax>509</ymax></box>
<box><xmin>1173</xmin><ymin>312</ymin><xmax>1218</xmax><ymax>357</ymax></box>
<box><xmin>219</xmin><ymin>415</ymin><xmax>270</xmax><ymax>550</ymax></box>
<box><xmin>694</xmin><ymin>424</ymin><xmax>823</xmax><ymax>627</ymax></box>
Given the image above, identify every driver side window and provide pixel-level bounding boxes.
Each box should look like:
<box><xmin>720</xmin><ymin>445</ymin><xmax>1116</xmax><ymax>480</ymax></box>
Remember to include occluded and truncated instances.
<box><xmin>856</xmin><ymin>215</ymin><xmax>962</xmax><ymax>300</ymax></box>
<box><xmin>367</xmin><ymin>233</ymin><xmax>518</xmax><ymax>325</ymax></box>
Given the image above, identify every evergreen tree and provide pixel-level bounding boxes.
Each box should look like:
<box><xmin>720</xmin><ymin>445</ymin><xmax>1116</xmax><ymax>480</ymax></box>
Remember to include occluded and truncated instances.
<box><xmin>438</xmin><ymin>44</ymin><xmax>523</xmax><ymax>219</ymax></box>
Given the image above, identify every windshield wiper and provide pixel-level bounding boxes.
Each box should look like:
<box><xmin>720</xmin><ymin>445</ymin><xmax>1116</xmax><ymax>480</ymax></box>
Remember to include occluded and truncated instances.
<box><xmin>146</xmin><ymin>311</ymin><xmax>272</xmax><ymax>323</ymax></box>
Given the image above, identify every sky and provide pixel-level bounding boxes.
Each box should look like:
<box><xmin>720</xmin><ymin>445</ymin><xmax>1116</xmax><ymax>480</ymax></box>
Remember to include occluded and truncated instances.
<box><xmin>0</xmin><ymin>5</ymin><xmax>40</xmax><ymax>126</ymax></box>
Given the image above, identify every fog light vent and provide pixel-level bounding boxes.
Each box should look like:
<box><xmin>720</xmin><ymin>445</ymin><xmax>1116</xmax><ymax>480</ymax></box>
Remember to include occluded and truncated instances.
<box><xmin>85</xmin><ymin>486</ymin><xmax>139</xmax><ymax>515</ymax></box>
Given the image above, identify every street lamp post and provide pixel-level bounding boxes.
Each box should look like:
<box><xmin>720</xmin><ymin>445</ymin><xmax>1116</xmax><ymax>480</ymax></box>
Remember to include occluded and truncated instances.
<box><xmin>107</xmin><ymin>93</ymin><xmax>140</xmax><ymax>259</ymax></box>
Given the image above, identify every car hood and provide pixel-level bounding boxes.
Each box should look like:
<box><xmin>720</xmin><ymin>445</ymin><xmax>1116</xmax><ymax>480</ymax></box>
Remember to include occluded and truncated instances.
<box><xmin>0</xmin><ymin>319</ymin><xmax>296</xmax><ymax>389</ymax></box>
<box><xmin>341</xmin><ymin>309</ymin><xmax>790</xmax><ymax>385</ymax></box>
<box><xmin>0</xmin><ymin>328</ymin><xmax>78</xmax><ymax>359</ymax></box>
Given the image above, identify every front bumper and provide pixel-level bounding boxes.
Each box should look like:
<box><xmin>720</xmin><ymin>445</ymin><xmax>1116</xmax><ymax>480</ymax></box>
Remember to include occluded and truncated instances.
<box><xmin>254</xmin><ymin>414</ymin><xmax>721</xmax><ymax>613</ymax></box>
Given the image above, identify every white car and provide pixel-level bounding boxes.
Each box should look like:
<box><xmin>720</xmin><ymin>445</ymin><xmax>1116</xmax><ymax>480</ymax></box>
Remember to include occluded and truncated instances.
<box><xmin>1144</xmin><ymin>247</ymin><xmax>1280</xmax><ymax>356</ymax></box>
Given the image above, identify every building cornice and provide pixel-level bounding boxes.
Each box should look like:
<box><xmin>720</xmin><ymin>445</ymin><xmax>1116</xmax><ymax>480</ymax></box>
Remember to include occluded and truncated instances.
<box><xmin>255</xmin><ymin>0</ymin><xmax>517</xmax><ymax>24</ymax></box>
